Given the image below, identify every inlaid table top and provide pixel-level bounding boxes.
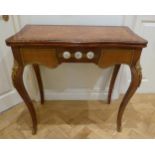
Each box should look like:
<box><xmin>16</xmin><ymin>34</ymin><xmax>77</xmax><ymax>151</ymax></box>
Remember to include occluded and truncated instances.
<box><xmin>6</xmin><ymin>25</ymin><xmax>147</xmax><ymax>47</ymax></box>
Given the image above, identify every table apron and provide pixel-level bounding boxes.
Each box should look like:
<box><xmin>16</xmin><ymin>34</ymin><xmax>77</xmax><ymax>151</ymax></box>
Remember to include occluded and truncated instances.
<box><xmin>19</xmin><ymin>47</ymin><xmax>138</xmax><ymax>68</ymax></box>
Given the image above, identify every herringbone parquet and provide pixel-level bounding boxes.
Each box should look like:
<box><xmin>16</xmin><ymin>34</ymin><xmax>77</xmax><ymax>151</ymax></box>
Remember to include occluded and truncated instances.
<box><xmin>0</xmin><ymin>94</ymin><xmax>155</xmax><ymax>138</ymax></box>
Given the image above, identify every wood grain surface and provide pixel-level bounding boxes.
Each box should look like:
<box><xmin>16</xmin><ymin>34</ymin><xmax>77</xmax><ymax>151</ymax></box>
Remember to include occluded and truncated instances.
<box><xmin>6</xmin><ymin>25</ymin><xmax>147</xmax><ymax>47</ymax></box>
<box><xmin>20</xmin><ymin>47</ymin><xmax>58</xmax><ymax>68</ymax></box>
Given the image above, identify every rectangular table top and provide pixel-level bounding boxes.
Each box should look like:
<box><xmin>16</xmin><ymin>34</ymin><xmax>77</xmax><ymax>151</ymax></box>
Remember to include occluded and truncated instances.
<box><xmin>6</xmin><ymin>25</ymin><xmax>147</xmax><ymax>47</ymax></box>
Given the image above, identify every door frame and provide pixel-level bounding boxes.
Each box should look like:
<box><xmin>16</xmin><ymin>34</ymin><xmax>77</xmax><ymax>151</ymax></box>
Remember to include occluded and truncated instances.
<box><xmin>0</xmin><ymin>16</ymin><xmax>22</xmax><ymax>113</ymax></box>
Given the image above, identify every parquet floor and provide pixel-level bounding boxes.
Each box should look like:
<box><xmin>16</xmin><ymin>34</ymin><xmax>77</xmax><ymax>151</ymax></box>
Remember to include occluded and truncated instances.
<box><xmin>0</xmin><ymin>94</ymin><xmax>155</xmax><ymax>138</ymax></box>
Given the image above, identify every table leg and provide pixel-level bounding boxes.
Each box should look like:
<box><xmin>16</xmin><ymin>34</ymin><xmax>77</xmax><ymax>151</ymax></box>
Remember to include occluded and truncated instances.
<box><xmin>33</xmin><ymin>64</ymin><xmax>44</xmax><ymax>104</ymax></box>
<box><xmin>12</xmin><ymin>61</ymin><xmax>37</xmax><ymax>134</ymax></box>
<box><xmin>117</xmin><ymin>64</ymin><xmax>142</xmax><ymax>132</ymax></box>
<box><xmin>108</xmin><ymin>64</ymin><xmax>121</xmax><ymax>104</ymax></box>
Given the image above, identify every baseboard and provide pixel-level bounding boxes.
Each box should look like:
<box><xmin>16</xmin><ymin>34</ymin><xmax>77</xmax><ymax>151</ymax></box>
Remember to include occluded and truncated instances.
<box><xmin>0</xmin><ymin>90</ymin><xmax>22</xmax><ymax>113</ymax></box>
<box><xmin>0</xmin><ymin>88</ymin><xmax>119</xmax><ymax>113</ymax></box>
<box><xmin>121</xmin><ymin>79</ymin><xmax>155</xmax><ymax>93</ymax></box>
<box><xmin>44</xmin><ymin>88</ymin><xmax>119</xmax><ymax>101</ymax></box>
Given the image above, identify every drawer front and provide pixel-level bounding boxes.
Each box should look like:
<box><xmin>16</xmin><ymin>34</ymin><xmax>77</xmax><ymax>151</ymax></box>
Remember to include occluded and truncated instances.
<box><xmin>98</xmin><ymin>48</ymin><xmax>134</xmax><ymax>68</ymax></box>
<box><xmin>57</xmin><ymin>48</ymin><xmax>101</xmax><ymax>63</ymax></box>
<box><xmin>20</xmin><ymin>47</ymin><xmax>59</xmax><ymax>68</ymax></box>
<box><xmin>20</xmin><ymin>47</ymin><xmax>134</xmax><ymax>68</ymax></box>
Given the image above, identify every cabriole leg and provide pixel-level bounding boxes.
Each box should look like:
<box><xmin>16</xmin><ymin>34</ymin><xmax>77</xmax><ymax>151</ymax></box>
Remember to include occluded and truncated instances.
<box><xmin>12</xmin><ymin>61</ymin><xmax>37</xmax><ymax>134</ymax></box>
<box><xmin>117</xmin><ymin>63</ymin><xmax>142</xmax><ymax>132</ymax></box>
<box><xmin>108</xmin><ymin>64</ymin><xmax>121</xmax><ymax>104</ymax></box>
<box><xmin>33</xmin><ymin>64</ymin><xmax>44</xmax><ymax>104</ymax></box>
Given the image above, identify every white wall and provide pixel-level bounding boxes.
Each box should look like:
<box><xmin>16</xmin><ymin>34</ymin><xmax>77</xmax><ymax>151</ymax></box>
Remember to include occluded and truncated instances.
<box><xmin>18</xmin><ymin>15</ymin><xmax>124</xmax><ymax>100</ymax></box>
<box><xmin>19</xmin><ymin>15</ymin><xmax>123</xmax><ymax>26</ymax></box>
<box><xmin>1</xmin><ymin>15</ymin><xmax>154</xmax><ymax>113</ymax></box>
<box><xmin>122</xmin><ymin>16</ymin><xmax>155</xmax><ymax>93</ymax></box>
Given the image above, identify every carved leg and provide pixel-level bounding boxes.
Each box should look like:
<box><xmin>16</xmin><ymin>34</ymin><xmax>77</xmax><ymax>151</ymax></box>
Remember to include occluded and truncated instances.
<box><xmin>33</xmin><ymin>64</ymin><xmax>44</xmax><ymax>104</ymax></box>
<box><xmin>12</xmin><ymin>61</ymin><xmax>37</xmax><ymax>134</ymax></box>
<box><xmin>117</xmin><ymin>63</ymin><xmax>142</xmax><ymax>132</ymax></box>
<box><xmin>108</xmin><ymin>64</ymin><xmax>121</xmax><ymax>104</ymax></box>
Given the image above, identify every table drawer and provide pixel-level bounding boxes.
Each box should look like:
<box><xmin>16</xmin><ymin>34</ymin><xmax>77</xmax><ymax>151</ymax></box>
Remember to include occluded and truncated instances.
<box><xmin>20</xmin><ymin>47</ymin><xmax>134</xmax><ymax>68</ymax></box>
<box><xmin>57</xmin><ymin>47</ymin><xmax>101</xmax><ymax>63</ymax></box>
<box><xmin>20</xmin><ymin>47</ymin><xmax>59</xmax><ymax>68</ymax></box>
<box><xmin>98</xmin><ymin>48</ymin><xmax>134</xmax><ymax>68</ymax></box>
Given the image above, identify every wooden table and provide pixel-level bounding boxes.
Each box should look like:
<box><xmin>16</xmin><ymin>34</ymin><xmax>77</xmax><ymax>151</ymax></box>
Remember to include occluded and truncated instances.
<box><xmin>6</xmin><ymin>25</ymin><xmax>147</xmax><ymax>134</ymax></box>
